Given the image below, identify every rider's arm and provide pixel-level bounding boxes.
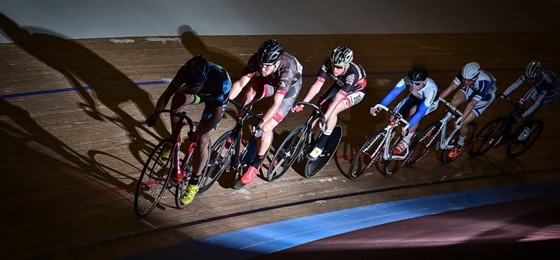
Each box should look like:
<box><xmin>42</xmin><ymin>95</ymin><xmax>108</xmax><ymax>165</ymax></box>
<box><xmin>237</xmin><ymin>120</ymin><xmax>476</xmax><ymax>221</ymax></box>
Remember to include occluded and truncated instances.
<box><xmin>439</xmin><ymin>78</ymin><xmax>460</xmax><ymax>99</ymax></box>
<box><xmin>228</xmin><ymin>74</ymin><xmax>252</xmax><ymax>100</ymax></box>
<box><xmin>302</xmin><ymin>76</ymin><xmax>326</xmax><ymax>102</ymax></box>
<box><xmin>502</xmin><ymin>76</ymin><xmax>524</xmax><ymax>96</ymax></box>
<box><xmin>379</xmin><ymin>79</ymin><xmax>406</xmax><ymax>106</ymax></box>
<box><xmin>522</xmin><ymin>91</ymin><xmax>546</xmax><ymax>118</ymax></box>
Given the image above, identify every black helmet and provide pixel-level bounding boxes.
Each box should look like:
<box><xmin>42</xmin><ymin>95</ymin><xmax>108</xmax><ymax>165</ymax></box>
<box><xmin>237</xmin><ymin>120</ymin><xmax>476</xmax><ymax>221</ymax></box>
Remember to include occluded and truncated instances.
<box><xmin>524</xmin><ymin>61</ymin><xmax>542</xmax><ymax>78</ymax></box>
<box><xmin>257</xmin><ymin>39</ymin><xmax>284</xmax><ymax>65</ymax></box>
<box><xmin>181</xmin><ymin>55</ymin><xmax>209</xmax><ymax>84</ymax></box>
<box><xmin>408</xmin><ymin>66</ymin><xmax>428</xmax><ymax>81</ymax></box>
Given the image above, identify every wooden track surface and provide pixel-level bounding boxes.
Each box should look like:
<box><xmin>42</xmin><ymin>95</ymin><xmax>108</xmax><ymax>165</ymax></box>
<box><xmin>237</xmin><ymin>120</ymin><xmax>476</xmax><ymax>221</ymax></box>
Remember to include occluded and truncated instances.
<box><xmin>1</xmin><ymin>32</ymin><xmax>560</xmax><ymax>258</ymax></box>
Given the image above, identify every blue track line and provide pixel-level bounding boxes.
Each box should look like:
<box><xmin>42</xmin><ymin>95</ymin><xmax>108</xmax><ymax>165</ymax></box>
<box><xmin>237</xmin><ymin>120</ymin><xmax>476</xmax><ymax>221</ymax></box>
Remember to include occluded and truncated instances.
<box><xmin>129</xmin><ymin>180</ymin><xmax>560</xmax><ymax>260</ymax></box>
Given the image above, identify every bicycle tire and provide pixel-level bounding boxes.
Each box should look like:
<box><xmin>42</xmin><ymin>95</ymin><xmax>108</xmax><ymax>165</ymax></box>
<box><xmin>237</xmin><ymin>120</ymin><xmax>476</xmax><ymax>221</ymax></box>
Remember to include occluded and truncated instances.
<box><xmin>267</xmin><ymin>124</ymin><xmax>307</xmax><ymax>182</ymax></box>
<box><xmin>347</xmin><ymin>130</ymin><xmax>386</xmax><ymax>179</ymax></box>
<box><xmin>134</xmin><ymin>140</ymin><xmax>174</xmax><ymax>217</ymax></box>
<box><xmin>441</xmin><ymin>121</ymin><xmax>477</xmax><ymax>163</ymax></box>
<box><xmin>305</xmin><ymin>125</ymin><xmax>342</xmax><ymax>178</ymax></box>
<box><xmin>198</xmin><ymin>131</ymin><xmax>234</xmax><ymax>193</ymax></box>
<box><xmin>379</xmin><ymin>131</ymin><xmax>418</xmax><ymax>176</ymax></box>
<box><xmin>468</xmin><ymin>117</ymin><xmax>505</xmax><ymax>157</ymax></box>
<box><xmin>406</xmin><ymin>121</ymin><xmax>442</xmax><ymax>166</ymax></box>
<box><xmin>506</xmin><ymin>119</ymin><xmax>543</xmax><ymax>158</ymax></box>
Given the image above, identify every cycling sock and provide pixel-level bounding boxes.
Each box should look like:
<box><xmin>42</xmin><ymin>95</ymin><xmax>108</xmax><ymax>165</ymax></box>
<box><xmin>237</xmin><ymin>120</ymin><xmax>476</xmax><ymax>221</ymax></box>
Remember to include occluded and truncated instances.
<box><xmin>188</xmin><ymin>175</ymin><xmax>200</xmax><ymax>186</ymax></box>
<box><xmin>315</xmin><ymin>133</ymin><xmax>331</xmax><ymax>149</ymax></box>
<box><xmin>458</xmin><ymin>135</ymin><xmax>466</xmax><ymax>146</ymax></box>
<box><xmin>251</xmin><ymin>155</ymin><xmax>265</xmax><ymax>168</ymax></box>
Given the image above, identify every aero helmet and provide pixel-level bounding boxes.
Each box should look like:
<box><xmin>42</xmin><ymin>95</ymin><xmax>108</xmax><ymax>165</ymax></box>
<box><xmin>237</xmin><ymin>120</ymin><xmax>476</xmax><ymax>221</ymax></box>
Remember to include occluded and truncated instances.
<box><xmin>524</xmin><ymin>61</ymin><xmax>542</xmax><ymax>78</ymax></box>
<box><xmin>181</xmin><ymin>55</ymin><xmax>209</xmax><ymax>84</ymax></box>
<box><xmin>462</xmin><ymin>62</ymin><xmax>480</xmax><ymax>80</ymax></box>
<box><xmin>408</xmin><ymin>66</ymin><xmax>429</xmax><ymax>81</ymax></box>
<box><xmin>330</xmin><ymin>46</ymin><xmax>354</xmax><ymax>67</ymax></box>
<box><xmin>257</xmin><ymin>39</ymin><xmax>284</xmax><ymax>64</ymax></box>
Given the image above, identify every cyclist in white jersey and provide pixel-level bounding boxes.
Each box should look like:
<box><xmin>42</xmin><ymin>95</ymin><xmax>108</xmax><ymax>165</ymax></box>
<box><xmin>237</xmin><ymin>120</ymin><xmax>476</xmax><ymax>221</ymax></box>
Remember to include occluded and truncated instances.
<box><xmin>439</xmin><ymin>61</ymin><xmax>497</xmax><ymax>157</ymax></box>
<box><xmin>500</xmin><ymin>61</ymin><xmax>560</xmax><ymax>140</ymax></box>
<box><xmin>370</xmin><ymin>66</ymin><xmax>439</xmax><ymax>155</ymax></box>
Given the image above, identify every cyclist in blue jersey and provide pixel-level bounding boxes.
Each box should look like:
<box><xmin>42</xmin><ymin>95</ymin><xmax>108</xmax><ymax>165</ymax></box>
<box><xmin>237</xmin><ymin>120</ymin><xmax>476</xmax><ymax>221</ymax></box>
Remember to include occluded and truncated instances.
<box><xmin>500</xmin><ymin>60</ymin><xmax>560</xmax><ymax>141</ymax></box>
<box><xmin>370</xmin><ymin>66</ymin><xmax>439</xmax><ymax>155</ymax></box>
<box><xmin>146</xmin><ymin>55</ymin><xmax>232</xmax><ymax>205</ymax></box>
<box><xmin>439</xmin><ymin>61</ymin><xmax>497</xmax><ymax>158</ymax></box>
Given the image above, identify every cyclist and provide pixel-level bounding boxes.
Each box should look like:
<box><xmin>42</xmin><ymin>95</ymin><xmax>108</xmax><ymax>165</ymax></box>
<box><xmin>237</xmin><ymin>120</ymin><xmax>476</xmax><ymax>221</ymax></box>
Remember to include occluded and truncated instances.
<box><xmin>500</xmin><ymin>60</ymin><xmax>560</xmax><ymax>140</ymax></box>
<box><xmin>294</xmin><ymin>46</ymin><xmax>367</xmax><ymax>160</ymax></box>
<box><xmin>228</xmin><ymin>39</ymin><xmax>303</xmax><ymax>188</ymax></box>
<box><xmin>146</xmin><ymin>55</ymin><xmax>232</xmax><ymax>205</ymax></box>
<box><xmin>370</xmin><ymin>66</ymin><xmax>439</xmax><ymax>155</ymax></box>
<box><xmin>439</xmin><ymin>61</ymin><xmax>497</xmax><ymax>158</ymax></box>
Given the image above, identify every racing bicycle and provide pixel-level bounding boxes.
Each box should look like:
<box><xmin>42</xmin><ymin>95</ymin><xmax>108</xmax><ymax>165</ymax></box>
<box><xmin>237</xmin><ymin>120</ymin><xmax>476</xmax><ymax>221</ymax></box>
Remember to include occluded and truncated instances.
<box><xmin>347</xmin><ymin>104</ymin><xmax>414</xmax><ymax>179</ymax></box>
<box><xmin>266</xmin><ymin>101</ymin><xmax>342</xmax><ymax>181</ymax></box>
<box><xmin>469</xmin><ymin>94</ymin><xmax>543</xmax><ymax>158</ymax></box>
<box><xmin>406</xmin><ymin>97</ymin><xmax>477</xmax><ymax>165</ymax></box>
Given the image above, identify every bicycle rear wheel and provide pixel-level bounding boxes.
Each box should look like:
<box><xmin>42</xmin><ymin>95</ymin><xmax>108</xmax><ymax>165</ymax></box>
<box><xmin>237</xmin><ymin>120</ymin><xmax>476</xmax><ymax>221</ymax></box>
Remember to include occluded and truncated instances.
<box><xmin>198</xmin><ymin>131</ymin><xmax>234</xmax><ymax>193</ymax></box>
<box><xmin>506</xmin><ymin>119</ymin><xmax>543</xmax><ymax>158</ymax></box>
<box><xmin>469</xmin><ymin>117</ymin><xmax>505</xmax><ymax>157</ymax></box>
<box><xmin>406</xmin><ymin>121</ymin><xmax>442</xmax><ymax>166</ymax></box>
<box><xmin>267</xmin><ymin>125</ymin><xmax>306</xmax><ymax>182</ymax></box>
<box><xmin>347</xmin><ymin>130</ymin><xmax>386</xmax><ymax>179</ymax></box>
<box><xmin>305</xmin><ymin>125</ymin><xmax>342</xmax><ymax>178</ymax></box>
<box><xmin>134</xmin><ymin>140</ymin><xmax>174</xmax><ymax>217</ymax></box>
<box><xmin>441</xmin><ymin>121</ymin><xmax>477</xmax><ymax>163</ymax></box>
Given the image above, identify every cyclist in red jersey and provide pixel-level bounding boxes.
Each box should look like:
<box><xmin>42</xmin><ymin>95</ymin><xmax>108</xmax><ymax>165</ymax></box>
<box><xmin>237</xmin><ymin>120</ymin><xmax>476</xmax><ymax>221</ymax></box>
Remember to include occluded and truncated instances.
<box><xmin>294</xmin><ymin>46</ymin><xmax>367</xmax><ymax>160</ymax></box>
<box><xmin>228</xmin><ymin>39</ymin><xmax>303</xmax><ymax>187</ymax></box>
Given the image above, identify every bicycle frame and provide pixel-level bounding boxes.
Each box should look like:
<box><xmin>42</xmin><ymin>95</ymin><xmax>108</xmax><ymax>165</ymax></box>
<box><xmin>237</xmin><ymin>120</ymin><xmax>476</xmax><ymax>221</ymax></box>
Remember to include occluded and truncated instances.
<box><xmin>432</xmin><ymin>97</ymin><xmax>464</xmax><ymax>151</ymax></box>
<box><xmin>374</xmin><ymin>104</ymin><xmax>410</xmax><ymax>161</ymax></box>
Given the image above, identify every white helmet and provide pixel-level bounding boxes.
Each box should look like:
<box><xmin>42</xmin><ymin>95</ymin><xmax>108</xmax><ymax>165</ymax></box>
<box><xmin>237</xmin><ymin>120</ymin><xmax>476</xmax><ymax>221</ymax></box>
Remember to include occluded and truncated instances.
<box><xmin>462</xmin><ymin>62</ymin><xmax>480</xmax><ymax>80</ymax></box>
<box><xmin>330</xmin><ymin>46</ymin><xmax>354</xmax><ymax>67</ymax></box>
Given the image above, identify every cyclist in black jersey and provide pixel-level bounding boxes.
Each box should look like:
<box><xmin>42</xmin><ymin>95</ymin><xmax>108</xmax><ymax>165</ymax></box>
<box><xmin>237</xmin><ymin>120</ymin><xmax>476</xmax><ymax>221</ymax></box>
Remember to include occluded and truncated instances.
<box><xmin>500</xmin><ymin>61</ymin><xmax>560</xmax><ymax>141</ymax></box>
<box><xmin>146</xmin><ymin>55</ymin><xmax>232</xmax><ymax>205</ymax></box>
<box><xmin>228</xmin><ymin>39</ymin><xmax>303</xmax><ymax>187</ymax></box>
<box><xmin>294</xmin><ymin>46</ymin><xmax>367</xmax><ymax>160</ymax></box>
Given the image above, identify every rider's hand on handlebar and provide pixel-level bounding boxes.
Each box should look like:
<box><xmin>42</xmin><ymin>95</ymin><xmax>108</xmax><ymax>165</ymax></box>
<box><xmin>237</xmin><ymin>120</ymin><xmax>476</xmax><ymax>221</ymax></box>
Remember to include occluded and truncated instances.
<box><xmin>292</xmin><ymin>104</ymin><xmax>304</xmax><ymax>113</ymax></box>
<box><xmin>252</xmin><ymin>125</ymin><xmax>263</xmax><ymax>138</ymax></box>
<box><xmin>370</xmin><ymin>106</ymin><xmax>380</xmax><ymax>116</ymax></box>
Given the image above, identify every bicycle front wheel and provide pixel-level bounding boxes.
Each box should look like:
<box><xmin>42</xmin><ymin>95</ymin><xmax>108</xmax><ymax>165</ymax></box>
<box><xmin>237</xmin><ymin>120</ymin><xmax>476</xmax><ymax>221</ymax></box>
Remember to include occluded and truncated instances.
<box><xmin>198</xmin><ymin>131</ymin><xmax>234</xmax><ymax>193</ymax></box>
<box><xmin>347</xmin><ymin>130</ymin><xmax>386</xmax><ymax>179</ymax></box>
<box><xmin>506</xmin><ymin>119</ymin><xmax>543</xmax><ymax>158</ymax></box>
<box><xmin>406</xmin><ymin>121</ymin><xmax>442</xmax><ymax>166</ymax></box>
<box><xmin>469</xmin><ymin>117</ymin><xmax>505</xmax><ymax>157</ymax></box>
<box><xmin>134</xmin><ymin>140</ymin><xmax>174</xmax><ymax>217</ymax></box>
<box><xmin>267</xmin><ymin>125</ymin><xmax>306</xmax><ymax>182</ymax></box>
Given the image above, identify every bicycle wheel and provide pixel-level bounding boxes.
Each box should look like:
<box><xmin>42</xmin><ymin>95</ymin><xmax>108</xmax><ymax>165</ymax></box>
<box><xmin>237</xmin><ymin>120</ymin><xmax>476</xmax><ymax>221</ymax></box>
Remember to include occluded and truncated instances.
<box><xmin>378</xmin><ymin>131</ymin><xmax>418</xmax><ymax>176</ymax></box>
<box><xmin>468</xmin><ymin>117</ymin><xmax>505</xmax><ymax>157</ymax></box>
<box><xmin>134</xmin><ymin>140</ymin><xmax>174</xmax><ymax>217</ymax></box>
<box><xmin>441</xmin><ymin>121</ymin><xmax>477</xmax><ymax>163</ymax></box>
<box><xmin>506</xmin><ymin>119</ymin><xmax>543</xmax><ymax>158</ymax></box>
<box><xmin>267</xmin><ymin>125</ymin><xmax>306</xmax><ymax>182</ymax></box>
<box><xmin>406</xmin><ymin>121</ymin><xmax>442</xmax><ymax>166</ymax></box>
<box><xmin>305</xmin><ymin>125</ymin><xmax>342</xmax><ymax>178</ymax></box>
<box><xmin>198</xmin><ymin>131</ymin><xmax>234</xmax><ymax>193</ymax></box>
<box><xmin>347</xmin><ymin>130</ymin><xmax>386</xmax><ymax>179</ymax></box>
